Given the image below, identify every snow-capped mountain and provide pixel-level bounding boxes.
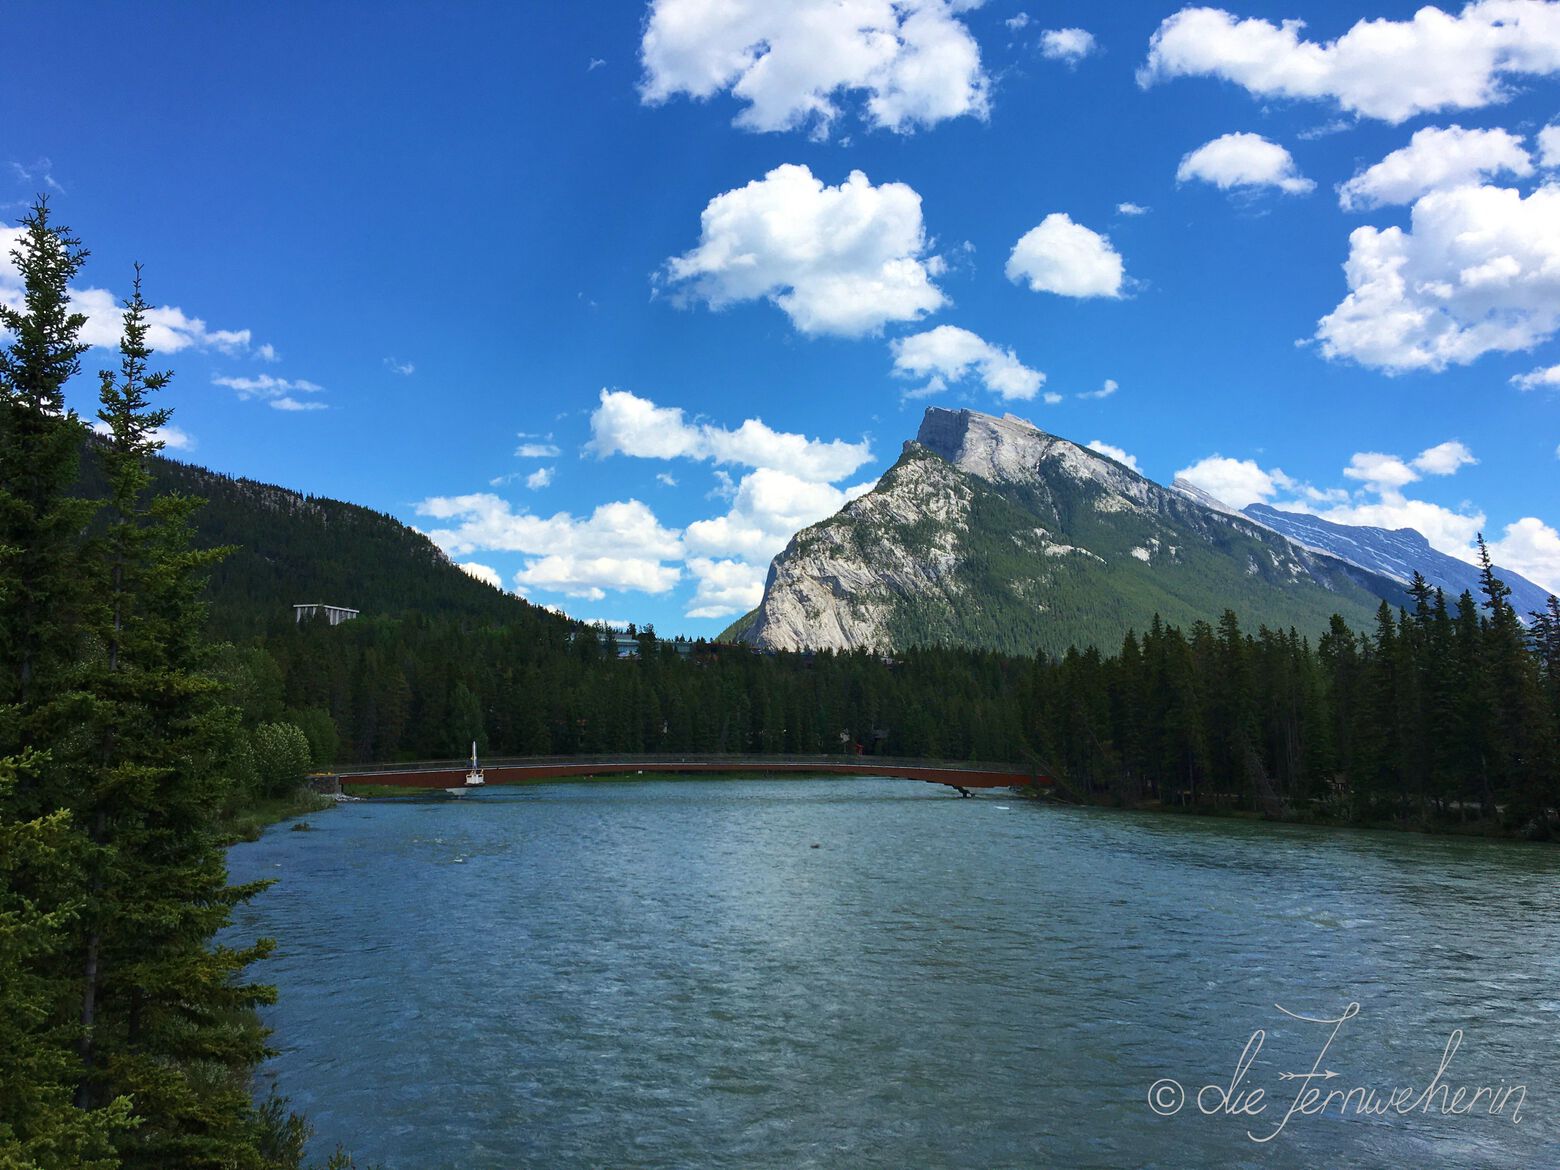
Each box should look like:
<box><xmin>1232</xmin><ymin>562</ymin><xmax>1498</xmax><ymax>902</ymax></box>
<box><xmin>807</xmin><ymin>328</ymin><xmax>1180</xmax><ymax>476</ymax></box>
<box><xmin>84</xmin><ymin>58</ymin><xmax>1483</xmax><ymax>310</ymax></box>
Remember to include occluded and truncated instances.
<box><xmin>1243</xmin><ymin>504</ymin><xmax>1553</xmax><ymax>619</ymax></box>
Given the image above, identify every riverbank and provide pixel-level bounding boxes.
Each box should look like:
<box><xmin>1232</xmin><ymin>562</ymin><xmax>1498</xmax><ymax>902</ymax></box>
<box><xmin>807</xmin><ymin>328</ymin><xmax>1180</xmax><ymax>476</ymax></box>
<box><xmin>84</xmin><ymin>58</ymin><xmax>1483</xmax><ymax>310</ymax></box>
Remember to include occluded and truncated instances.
<box><xmin>1030</xmin><ymin>787</ymin><xmax>1557</xmax><ymax>843</ymax></box>
<box><xmin>217</xmin><ymin>787</ymin><xmax>336</xmax><ymax>844</ymax></box>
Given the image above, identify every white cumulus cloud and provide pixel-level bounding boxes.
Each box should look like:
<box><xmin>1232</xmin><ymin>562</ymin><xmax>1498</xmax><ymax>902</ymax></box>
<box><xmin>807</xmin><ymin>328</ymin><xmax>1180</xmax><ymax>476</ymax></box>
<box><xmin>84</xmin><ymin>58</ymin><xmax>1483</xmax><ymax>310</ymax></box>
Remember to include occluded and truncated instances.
<box><xmin>1177</xmin><ymin>132</ymin><xmax>1315</xmax><ymax>195</ymax></box>
<box><xmin>515</xmin><ymin>555</ymin><xmax>681</xmax><ymax>600</ymax></box>
<box><xmin>458</xmin><ymin>562</ymin><xmax>503</xmax><ymax>589</ymax></box>
<box><xmin>1540</xmin><ymin>122</ymin><xmax>1560</xmax><ymax>167</ymax></box>
<box><xmin>1316</xmin><ymin>181</ymin><xmax>1560</xmax><ymax>372</ymax></box>
<box><xmin>584</xmin><ymin>389</ymin><xmax>883</xmax><ymax>615</ymax></box>
<box><xmin>1512</xmin><ymin>362</ymin><xmax>1560</xmax><ymax>389</ymax></box>
<box><xmin>588</xmin><ymin>389</ymin><xmax>872</xmax><ymax>482</ymax></box>
<box><xmin>1343</xmin><ymin>451</ymin><xmax>1423</xmax><ymax>491</ymax></box>
<box><xmin>1141</xmin><ymin>2</ymin><xmax>1560</xmax><ymax>125</ymax></box>
<box><xmin>681</xmin><ymin>467</ymin><xmax>875</xmax><ymax>618</ymax></box>
<box><xmin>416</xmin><ymin>495</ymin><xmax>684</xmax><ymax>601</ymax></box>
<box><xmin>1040</xmin><ymin>28</ymin><xmax>1097</xmax><ymax>64</ymax></box>
<box><xmin>1175</xmin><ymin>455</ymin><xmax>1298</xmax><ymax>509</ymax></box>
<box><xmin>1412</xmin><ymin>439</ymin><xmax>1479</xmax><ymax>476</ymax></box>
<box><xmin>1338</xmin><ymin>125</ymin><xmax>1533</xmax><ymax>210</ymax></box>
<box><xmin>525</xmin><ymin>467</ymin><xmax>554</xmax><ymax>489</ymax></box>
<box><xmin>1086</xmin><ymin>440</ymin><xmax>1139</xmax><ymax>471</ymax></box>
<box><xmin>1487</xmin><ymin>517</ymin><xmax>1560</xmax><ymax>593</ymax></box>
<box><xmin>889</xmin><ymin>325</ymin><xmax>1045</xmax><ymax>400</ymax></box>
<box><xmin>1006</xmin><ymin>213</ymin><xmax>1125</xmax><ymax>298</ymax></box>
<box><xmin>686</xmin><ymin>557</ymin><xmax>768</xmax><ymax>620</ymax></box>
<box><xmin>638</xmin><ymin>0</ymin><xmax>989</xmax><ymax>137</ymax></box>
<box><xmin>662</xmin><ymin>164</ymin><xmax>946</xmax><ymax>337</ymax></box>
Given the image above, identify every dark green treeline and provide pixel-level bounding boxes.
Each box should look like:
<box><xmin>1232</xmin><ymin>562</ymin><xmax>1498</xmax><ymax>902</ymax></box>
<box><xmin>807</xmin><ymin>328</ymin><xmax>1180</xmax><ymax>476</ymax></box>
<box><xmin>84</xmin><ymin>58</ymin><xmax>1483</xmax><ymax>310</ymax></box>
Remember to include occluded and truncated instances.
<box><xmin>250</xmin><ymin>564</ymin><xmax>1560</xmax><ymax>834</ymax></box>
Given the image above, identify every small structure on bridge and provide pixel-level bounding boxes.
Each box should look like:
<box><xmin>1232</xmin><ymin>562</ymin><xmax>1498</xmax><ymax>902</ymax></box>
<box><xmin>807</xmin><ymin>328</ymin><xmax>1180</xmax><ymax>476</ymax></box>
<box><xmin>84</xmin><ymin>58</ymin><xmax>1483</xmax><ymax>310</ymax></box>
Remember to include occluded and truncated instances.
<box><xmin>294</xmin><ymin>603</ymin><xmax>360</xmax><ymax>626</ymax></box>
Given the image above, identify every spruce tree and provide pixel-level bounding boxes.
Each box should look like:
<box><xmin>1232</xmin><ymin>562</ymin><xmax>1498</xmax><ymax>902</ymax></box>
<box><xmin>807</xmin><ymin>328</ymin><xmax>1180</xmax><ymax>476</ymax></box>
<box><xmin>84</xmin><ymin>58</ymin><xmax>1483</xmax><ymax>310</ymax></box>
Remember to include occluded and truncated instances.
<box><xmin>1475</xmin><ymin>538</ymin><xmax>1556</xmax><ymax>828</ymax></box>
<box><xmin>71</xmin><ymin>276</ymin><xmax>282</xmax><ymax>1167</ymax></box>
<box><xmin>0</xmin><ymin>198</ymin><xmax>93</xmax><ymax>803</ymax></box>
<box><xmin>0</xmin><ymin>759</ymin><xmax>135</xmax><ymax>1168</ymax></box>
<box><xmin>0</xmin><ymin>199</ymin><xmax>137</xmax><ymax>1167</ymax></box>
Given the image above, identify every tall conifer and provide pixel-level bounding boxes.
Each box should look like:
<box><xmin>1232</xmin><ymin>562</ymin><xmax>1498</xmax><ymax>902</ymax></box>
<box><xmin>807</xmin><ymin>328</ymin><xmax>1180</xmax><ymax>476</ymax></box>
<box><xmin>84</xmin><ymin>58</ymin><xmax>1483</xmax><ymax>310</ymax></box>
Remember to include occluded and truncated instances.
<box><xmin>70</xmin><ymin>275</ymin><xmax>283</xmax><ymax>1167</ymax></box>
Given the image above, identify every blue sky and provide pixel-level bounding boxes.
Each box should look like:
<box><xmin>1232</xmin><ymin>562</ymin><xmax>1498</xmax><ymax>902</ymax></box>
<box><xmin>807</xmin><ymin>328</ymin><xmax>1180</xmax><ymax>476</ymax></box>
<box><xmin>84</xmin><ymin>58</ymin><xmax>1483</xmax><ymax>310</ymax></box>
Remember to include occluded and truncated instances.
<box><xmin>4</xmin><ymin>0</ymin><xmax>1559</xmax><ymax>633</ymax></box>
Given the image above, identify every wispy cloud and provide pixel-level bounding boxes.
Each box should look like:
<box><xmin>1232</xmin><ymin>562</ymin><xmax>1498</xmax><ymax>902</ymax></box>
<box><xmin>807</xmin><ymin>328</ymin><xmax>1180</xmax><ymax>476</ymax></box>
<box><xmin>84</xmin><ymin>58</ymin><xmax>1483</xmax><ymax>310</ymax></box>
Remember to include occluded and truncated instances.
<box><xmin>213</xmin><ymin>373</ymin><xmax>327</xmax><ymax>411</ymax></box>
<box><xmin>10</xmin><ymin>157</ymin><xmax>64</xmax><ymax>194</ymax></box>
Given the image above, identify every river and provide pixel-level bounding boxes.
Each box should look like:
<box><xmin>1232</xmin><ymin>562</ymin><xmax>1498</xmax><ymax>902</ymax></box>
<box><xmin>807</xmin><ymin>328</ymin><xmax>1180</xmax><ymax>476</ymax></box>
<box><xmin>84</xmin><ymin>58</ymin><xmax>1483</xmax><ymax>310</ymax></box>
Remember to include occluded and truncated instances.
<box><xmin>226</xmin><ymin>778</ymin><xmax>1560</xmax><ymax>1168</ymax></box>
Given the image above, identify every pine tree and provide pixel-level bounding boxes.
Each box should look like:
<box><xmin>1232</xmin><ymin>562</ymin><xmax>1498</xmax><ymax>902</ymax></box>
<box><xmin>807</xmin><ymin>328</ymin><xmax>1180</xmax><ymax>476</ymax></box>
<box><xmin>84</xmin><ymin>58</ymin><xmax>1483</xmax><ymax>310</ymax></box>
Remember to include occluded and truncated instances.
<box><xmin>69</xmin><ymin>276</ymin><xmax>284</xmax><ymax>1167</ymax></box>
<box><xmin>1531</xmin><ymin>595</ymin><xmax>1560</xmax><ymax>729</ymax></box>
<box><xmin>1475</xmin><ymin>537</ymin><xmax>1556</xmax><ymax>829</ymax></box>
<box><xmin>0</xmin><ymin>761</ymin><xmax>136</xmax><ymax>1169</ymax></box>
<box><xmin>0</xmin><ymin>199</ymin><xmax>137</xmax><ymax>1167</ymax></box>
<box><xmin>0</xmin><ymin>199</ymin><xmax>93</xmax><ymax>801</ymax></box>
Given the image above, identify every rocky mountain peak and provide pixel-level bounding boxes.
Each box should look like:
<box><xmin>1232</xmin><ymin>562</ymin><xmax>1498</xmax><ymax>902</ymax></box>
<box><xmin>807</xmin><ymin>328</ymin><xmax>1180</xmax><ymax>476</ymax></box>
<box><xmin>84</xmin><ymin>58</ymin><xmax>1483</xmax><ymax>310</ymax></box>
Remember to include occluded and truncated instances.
<box><xmin>726</xmin><ymin>406</ymin><xmax>1412</xmax><ymax>656</ymax></box>
<box><xmin>914</xmin><ymin>406</ymin><xmax>1153</xmax><ymax>503</ymax></box>
<box><xmin>915</xmin><ymin>407</ymin><xmax>1053</xmax><ymax>484</ymax></box>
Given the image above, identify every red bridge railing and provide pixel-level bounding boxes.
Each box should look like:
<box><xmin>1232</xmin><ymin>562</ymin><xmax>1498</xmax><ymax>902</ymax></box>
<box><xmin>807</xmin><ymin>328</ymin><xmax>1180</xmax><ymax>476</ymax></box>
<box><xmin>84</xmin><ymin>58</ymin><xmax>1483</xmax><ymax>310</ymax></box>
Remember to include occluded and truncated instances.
<box><xmin>319</xmin><ymin>753</ymin><xmax>1050</xmax><ymax>792</ymax></box>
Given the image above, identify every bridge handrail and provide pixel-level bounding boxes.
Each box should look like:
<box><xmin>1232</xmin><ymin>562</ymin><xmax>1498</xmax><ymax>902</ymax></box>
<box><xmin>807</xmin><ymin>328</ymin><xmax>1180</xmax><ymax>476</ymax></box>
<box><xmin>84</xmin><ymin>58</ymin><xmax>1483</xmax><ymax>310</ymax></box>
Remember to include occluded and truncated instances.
<box><xmin>324</xmin><ymin>752</ymin><xmax>1035</xmax><ymax>777</ymax></box>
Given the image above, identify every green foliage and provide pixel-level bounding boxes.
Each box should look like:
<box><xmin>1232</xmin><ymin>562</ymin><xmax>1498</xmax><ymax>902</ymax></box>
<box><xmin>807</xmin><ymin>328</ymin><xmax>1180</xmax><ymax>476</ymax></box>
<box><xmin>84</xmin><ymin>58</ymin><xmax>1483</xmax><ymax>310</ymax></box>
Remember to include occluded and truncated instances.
<box><xmin>286</xmin><ymin>707</ymin><xmax>340</xmax><ymax>768</ymax></box>
<box><xmin>0</xmin><ymin>754</ymin><xmax>134</xmax><ymax>1170</ymax></box>
<box><xmin>0</xmin><ymin>199</ymin><xmax>96</xmax><ymax>765</ymax></box>
<box><xmin>251</xmin><ymin>722</ymin><xmax>314</xmax><ymax>798</ymax></box>
<box><xmin>1025</xmin><ymin>594</ymin><xmax>1559</xmax><ymax>834</ymax></box>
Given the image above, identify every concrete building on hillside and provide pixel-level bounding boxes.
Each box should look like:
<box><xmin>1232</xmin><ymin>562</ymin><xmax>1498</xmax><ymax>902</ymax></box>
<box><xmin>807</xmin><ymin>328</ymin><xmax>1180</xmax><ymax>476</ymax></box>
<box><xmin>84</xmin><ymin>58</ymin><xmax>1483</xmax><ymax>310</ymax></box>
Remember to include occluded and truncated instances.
<box><xmin>293</xmin><ymin>603</ymin><xmax>360</xmax><ymax>626</ymax></box>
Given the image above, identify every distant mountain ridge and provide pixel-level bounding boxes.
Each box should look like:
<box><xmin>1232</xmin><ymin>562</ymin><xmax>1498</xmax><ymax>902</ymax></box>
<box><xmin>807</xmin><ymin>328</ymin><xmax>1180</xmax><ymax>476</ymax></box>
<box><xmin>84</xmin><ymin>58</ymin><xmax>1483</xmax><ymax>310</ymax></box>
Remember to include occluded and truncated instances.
<box><xmin>725</xmin><ymin>408</ymin><xmax>1410</xmax><ymax>656</ymax></box>
<box><xmin>1242</xmin><ymin>503</ymin><xmax>1554</xmax><ymax>619</ymax></box>
<box><xmin>76</xmin><ymin>441</ymin><xmax>558</xmax><ymax>639</ymax></box>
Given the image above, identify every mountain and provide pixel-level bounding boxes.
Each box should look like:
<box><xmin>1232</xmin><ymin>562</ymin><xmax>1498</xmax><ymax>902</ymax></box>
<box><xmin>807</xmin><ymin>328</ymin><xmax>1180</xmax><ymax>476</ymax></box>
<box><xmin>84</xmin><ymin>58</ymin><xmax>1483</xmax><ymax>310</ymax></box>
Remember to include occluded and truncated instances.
<box><xmin>1243</xmin><ymin>503</ymin><xmax>1554</xmax><ymax>619</ymax></box>
<box><xmin>76</xmin><ymin>442</ymin><xmax>559</xmax><ymax>639</ymax></box>
<box><xmin>724</xmin><ymin>408</ymin><xmax>1409</xmax><ymax>657</ymax></box>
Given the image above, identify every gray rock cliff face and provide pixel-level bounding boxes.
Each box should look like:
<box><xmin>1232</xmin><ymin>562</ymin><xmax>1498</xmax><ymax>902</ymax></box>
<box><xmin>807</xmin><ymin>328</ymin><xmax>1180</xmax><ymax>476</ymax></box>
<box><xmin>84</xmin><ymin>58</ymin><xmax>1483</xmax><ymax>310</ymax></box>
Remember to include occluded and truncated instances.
<box><xmin>744</xmin><ymin>445</ymin><xmax>972</xmax><ymax>652</ymax></box>
<box><xmin>917</xmin><ymin>407</ymin><xmax>1150</xmax><ymax>501</ymax></box>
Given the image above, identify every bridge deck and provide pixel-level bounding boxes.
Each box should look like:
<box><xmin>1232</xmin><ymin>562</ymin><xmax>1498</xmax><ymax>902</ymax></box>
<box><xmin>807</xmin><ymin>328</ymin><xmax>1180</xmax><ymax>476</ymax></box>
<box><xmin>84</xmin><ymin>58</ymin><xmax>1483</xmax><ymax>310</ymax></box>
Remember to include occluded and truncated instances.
<box><xmin>329</xmin><ymin>756</ymin><xmax>1047</xmax><ymax>791</ymax></box>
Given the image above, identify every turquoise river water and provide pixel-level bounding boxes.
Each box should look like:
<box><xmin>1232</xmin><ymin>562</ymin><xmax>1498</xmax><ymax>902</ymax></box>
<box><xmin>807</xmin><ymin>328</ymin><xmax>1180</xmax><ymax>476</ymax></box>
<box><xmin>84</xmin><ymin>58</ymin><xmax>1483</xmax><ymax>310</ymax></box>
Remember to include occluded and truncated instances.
<box><xmin>226</xmin><ymin>778</ymin><xmax>1560</xmax><ymax>1169</ymax></box>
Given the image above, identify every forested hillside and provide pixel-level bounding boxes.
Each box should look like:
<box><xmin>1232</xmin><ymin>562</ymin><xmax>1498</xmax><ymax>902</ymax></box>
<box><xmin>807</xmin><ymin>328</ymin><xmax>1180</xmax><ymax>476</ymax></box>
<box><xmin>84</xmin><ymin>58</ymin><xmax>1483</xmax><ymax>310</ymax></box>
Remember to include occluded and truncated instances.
<box><xmin>76</xmin><ymin>440</ymin><xmax>550</xmax><ymax>638</ymax></box>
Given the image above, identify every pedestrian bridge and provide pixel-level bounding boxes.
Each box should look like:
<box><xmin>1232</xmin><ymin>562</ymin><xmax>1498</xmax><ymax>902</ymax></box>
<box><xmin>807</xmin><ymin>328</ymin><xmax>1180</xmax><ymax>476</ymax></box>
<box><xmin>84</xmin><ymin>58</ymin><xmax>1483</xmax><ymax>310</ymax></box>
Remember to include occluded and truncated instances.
<box><xmin>320</xmin><ymin>754</ymin><xmax>1049</xmax><ymax>796</ymax></box>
